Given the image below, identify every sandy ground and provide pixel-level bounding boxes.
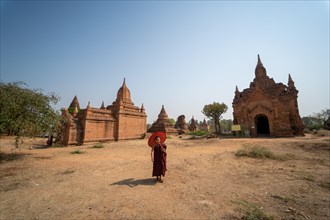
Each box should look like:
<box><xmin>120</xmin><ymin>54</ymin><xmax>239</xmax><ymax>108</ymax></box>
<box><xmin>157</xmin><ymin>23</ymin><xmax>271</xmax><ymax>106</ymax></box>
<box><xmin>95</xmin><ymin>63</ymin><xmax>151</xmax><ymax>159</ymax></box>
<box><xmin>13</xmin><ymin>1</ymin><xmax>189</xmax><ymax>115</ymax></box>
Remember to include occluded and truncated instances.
<box><xmin>0</xmin><ymin>133</ymin><xmax>329</xmax><ymax>220</ymax></box>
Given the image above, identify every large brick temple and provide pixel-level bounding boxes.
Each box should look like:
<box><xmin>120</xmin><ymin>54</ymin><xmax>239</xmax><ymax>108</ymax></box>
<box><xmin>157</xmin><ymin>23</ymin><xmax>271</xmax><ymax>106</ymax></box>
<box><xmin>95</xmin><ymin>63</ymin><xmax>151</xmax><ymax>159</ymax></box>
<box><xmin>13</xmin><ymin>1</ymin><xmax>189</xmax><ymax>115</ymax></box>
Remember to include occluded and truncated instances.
<box><xmin>60</xmin><ymin>79</ymin><xmax>147</xmax><ymax>145</ymax></box>
<box><xmin>232</xmin><ymin>55</ymin><xmax>304</xmax><ymax>137</ymax></box>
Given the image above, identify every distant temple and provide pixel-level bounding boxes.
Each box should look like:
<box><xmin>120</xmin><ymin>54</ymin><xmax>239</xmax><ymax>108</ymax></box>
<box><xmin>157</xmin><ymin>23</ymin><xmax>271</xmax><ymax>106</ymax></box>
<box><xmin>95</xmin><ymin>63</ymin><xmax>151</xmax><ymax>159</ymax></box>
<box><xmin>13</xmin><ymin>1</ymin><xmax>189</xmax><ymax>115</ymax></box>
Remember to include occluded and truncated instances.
<box><xmin>188</xmin><ymin>116</ymin><xmax>197</xmax><ymax>132</ymax></box>
<box><xmin>199</xmin><ymin>119</ymin><xmax>209</xmax><ymax>132</ymax></box>
<box><xmin>174</xmin><ymin>115</ymin><xmax>189</xmax><ymax>134</ymax></box>
<box><xmin>147</xmin><ymin>105</ymin><xmax>177</xmax><ymax>134</ymax></box>
<box><xmin>232</xmin><ymin>55</ymin><xmax>304</xmax><ymax>137</ymax></box>
<box><xmin>60</xmin><ymin>79</ymin><xmax>147</xmax><ymax>145</ymax></box>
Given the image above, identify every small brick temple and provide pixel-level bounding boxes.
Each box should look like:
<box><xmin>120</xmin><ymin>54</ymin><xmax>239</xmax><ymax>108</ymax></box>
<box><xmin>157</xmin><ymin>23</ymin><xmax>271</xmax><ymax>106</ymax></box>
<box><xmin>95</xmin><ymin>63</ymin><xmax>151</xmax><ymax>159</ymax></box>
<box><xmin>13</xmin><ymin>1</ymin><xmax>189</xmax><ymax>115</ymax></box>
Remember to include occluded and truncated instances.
<box><xmin>232</xmin><ymin>55</ymin><xmax>304</xmax><ymax>137</ymax></box>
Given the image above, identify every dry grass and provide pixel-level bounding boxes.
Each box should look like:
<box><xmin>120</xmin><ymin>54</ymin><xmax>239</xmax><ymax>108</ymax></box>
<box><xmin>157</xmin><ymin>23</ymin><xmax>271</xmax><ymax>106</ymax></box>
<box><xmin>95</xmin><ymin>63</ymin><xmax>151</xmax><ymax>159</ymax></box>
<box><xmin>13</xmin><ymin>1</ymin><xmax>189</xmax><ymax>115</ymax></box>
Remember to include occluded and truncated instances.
<box><xmin>233</xmin><ymin>199</ymin><xmax>274</xmax><ymax>220</ymax></box>
<box><xmin>235</xmin><ymin>144</ymin><xmax>296</xmax><ymax>161</ymax></box>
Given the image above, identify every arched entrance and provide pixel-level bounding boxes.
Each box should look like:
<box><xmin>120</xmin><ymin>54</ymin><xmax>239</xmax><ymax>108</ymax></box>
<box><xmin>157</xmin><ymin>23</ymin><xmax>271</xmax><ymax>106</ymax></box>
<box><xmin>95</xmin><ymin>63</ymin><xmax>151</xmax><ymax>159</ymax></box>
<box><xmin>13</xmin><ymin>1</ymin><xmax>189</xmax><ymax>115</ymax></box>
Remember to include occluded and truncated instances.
<box><xmin>255</xmin><ymin>115</ymin><xmax>270</xmax><ymax>136</ymax></box>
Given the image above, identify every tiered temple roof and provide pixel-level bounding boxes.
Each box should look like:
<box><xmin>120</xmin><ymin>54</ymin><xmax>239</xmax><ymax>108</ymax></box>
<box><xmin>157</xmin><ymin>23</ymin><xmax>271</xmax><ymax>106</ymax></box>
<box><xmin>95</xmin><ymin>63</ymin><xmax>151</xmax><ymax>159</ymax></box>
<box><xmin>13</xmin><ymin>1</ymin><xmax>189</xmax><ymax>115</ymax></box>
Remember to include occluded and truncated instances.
<box><xmin>147</xmin><ymin>105</ymin><xmax>177</xmax><ymax>134</ymax></box>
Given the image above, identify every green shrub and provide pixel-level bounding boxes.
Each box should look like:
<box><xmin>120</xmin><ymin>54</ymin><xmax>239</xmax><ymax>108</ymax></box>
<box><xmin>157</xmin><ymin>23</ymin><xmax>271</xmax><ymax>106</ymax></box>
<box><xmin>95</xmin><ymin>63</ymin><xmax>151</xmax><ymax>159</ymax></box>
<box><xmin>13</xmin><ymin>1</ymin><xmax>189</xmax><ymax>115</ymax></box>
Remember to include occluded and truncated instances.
<box><xmin>320</xmin><ymin>181</ymin><xmax>330</xmax><ymax>190</ymax></box>
<box><xmin>303</xmin><ymin>128</ymin><xmax>311</xmax><ymax>134</ymax></box>
<box><xmin>275</xmin><ymin>153</ymin><xmax>296</xmax><ymax>161</ymax></box>
<box><xmin>270</xmin><ymin>194</ymin><xmax>296</xmax><ymax>203</ymax></box>
<box><xmin>235</xmin><ymin>144</ymin><xmax>296</xmax><ymax>161</ymax></box>
<box><xmin>91</xmin><ymin>143</ymin><xmax>104</xmax><ymax>148</ymax></box>
<box><xmin>68</xmin><ymin>107</ymin><xmax>80</xmax><ymax>114</ymax></box>
<box><xmin>189</xmin><ymin>131</ymin><xmax>209</xmax><ymax>136</ymax></box>
<box><xmin>236</xmin><ymin>145</ymin><xmax>275</xmax><ymax>159</ymax></box>
<box><xmin>52</xmin><ymin>143</ymin><xmax>64</xmax><ymax>148</ymax></box>
<box><xmin>70</xmin><ymin>150</ymin><xmax>85</xmax><ymax>154</ymax></box>
<box><xmin>233</xmin><ymin>199</ymin><xmax>273</xmax><ymax>220</ymax></box>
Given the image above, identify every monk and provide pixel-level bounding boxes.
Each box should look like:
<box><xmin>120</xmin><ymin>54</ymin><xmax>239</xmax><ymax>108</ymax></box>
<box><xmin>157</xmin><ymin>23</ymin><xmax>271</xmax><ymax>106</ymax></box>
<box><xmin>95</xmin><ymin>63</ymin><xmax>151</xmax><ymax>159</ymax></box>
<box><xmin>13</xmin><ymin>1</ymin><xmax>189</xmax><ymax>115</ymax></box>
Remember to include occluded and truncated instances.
<box><xmin>151</xmin><ymin>136</ymin><xmax>167</xmax><ymax>183</ymax></box>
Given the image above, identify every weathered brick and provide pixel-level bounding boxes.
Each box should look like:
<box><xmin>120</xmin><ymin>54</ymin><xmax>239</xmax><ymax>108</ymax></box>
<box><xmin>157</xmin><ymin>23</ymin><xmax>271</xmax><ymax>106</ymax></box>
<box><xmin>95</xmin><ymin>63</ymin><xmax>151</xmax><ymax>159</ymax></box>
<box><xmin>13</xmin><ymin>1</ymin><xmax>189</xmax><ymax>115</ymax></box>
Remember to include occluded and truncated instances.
<box><xmin>232</xmin><ymin>55</ymin><xmax>304</xmax><ymax>137</ymax></box>
<box><xmin>60</xmin><ymin>79</ymin><xmax>147</xmax><ymax>145</ymax></box>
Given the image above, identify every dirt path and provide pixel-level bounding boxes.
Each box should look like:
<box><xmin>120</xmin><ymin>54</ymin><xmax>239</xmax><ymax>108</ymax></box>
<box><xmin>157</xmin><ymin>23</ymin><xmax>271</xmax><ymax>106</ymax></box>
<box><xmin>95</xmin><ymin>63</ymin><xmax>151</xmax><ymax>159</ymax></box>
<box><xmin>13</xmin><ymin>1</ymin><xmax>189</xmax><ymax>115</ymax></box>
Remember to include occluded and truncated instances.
<box><xmin>1</xmin><ymin>134</ymin><xmax>329</xmax><ymax>219</ymax></box>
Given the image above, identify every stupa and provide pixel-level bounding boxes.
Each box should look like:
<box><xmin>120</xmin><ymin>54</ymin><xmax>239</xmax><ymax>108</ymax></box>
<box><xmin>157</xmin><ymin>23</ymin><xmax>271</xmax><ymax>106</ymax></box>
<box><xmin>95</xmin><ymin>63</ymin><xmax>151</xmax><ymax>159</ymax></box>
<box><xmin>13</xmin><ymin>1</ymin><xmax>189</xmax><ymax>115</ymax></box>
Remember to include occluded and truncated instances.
<box><xmin>147</xmin><ymin>105</ymin><xmax>177</xmax><ymax>134</ymax></box>
<box><xmin>188</xmin><ymin>116</ymin><xmax>197</xmax><ymax>132</ymax></box>
<box><xmin>199</xmin><ymin>119</ymin><xmax>209</xmax><ymax>132</ymax></box>
<box><xmin>174</xmin><ymin>115</ymin><xmax>189</xmax><ymax>134</ymax></box>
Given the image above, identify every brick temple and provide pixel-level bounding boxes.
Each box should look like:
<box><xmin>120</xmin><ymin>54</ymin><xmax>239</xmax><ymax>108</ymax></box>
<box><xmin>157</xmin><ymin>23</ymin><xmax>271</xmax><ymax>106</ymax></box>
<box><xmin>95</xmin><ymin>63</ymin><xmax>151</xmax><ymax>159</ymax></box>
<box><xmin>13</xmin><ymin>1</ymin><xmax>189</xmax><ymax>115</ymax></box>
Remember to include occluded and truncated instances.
<box><xmin>147</xmin><ymin>105</ymin><xmax>177</xmax><ymax>134</ymax></box>
<box><xmin>60</xmin><ymin>79</ymin><xmax>147</xmax><ymax>145</ymax></box>
<box><xmin>199</xmin><ymin>119</ymin><xmax>209</xmax><ymax>132</ymax></box>
<box><xmin>232</xmin><ymin>55</ymin><xmax>304</xmax><ymax>137</ymax></box>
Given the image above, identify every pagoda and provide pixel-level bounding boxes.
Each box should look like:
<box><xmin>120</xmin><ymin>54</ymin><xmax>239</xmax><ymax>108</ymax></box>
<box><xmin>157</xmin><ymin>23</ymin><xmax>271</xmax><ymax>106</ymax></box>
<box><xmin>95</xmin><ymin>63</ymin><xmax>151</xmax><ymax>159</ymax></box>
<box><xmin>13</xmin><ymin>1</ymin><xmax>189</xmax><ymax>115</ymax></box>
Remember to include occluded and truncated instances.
<box><xmin>147</xmin><ymin>105</ymin><xmax>177</xmax><ymax>134</ymax></box>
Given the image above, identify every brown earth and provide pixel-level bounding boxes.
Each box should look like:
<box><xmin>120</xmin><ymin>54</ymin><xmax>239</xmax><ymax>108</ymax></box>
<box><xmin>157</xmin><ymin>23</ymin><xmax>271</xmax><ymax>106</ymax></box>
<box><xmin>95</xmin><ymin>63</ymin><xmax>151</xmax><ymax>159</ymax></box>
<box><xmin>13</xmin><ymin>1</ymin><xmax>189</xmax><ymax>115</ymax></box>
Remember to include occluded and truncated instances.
<box><xmin>0</xmin><ymin>132</ymin><xmax>329</xmax><ymax>220</ymax></box>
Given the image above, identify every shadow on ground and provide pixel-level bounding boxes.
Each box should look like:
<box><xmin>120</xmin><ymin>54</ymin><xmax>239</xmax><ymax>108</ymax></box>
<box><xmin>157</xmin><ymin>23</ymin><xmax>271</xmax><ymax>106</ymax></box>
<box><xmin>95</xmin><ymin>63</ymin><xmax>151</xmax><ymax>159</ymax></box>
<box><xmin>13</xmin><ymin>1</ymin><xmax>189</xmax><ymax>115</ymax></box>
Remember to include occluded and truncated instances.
<box><xmin>0</xmin><ymin>152</ymin><xmax>31</xmax><ymax>162</ymax></box>
<box><xmin>110</xmin><ymin>178</ymin><xmax>157</xmax><ymax>187</ymax></box>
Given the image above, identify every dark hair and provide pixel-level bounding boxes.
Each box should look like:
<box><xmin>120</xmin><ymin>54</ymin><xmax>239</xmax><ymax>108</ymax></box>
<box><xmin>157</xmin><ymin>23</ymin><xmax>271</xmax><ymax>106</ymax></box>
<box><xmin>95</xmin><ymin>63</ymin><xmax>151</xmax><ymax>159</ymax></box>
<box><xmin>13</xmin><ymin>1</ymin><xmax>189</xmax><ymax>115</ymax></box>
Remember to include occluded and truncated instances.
<box><xmin>154</xmin><ymin>136</ymin><xmax>160</xmax><ymax>140</ymax></box>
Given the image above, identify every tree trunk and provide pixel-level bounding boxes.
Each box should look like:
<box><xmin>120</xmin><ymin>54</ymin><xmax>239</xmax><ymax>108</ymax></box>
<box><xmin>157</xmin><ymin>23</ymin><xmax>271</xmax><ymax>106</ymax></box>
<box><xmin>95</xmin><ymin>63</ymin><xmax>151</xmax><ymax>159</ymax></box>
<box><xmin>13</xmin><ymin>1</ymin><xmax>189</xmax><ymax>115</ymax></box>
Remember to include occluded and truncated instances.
<box><xmin>47</xmin><ymin>135</ymin><xmax>53</xmax><ymax>146</ymax></box>
<box><xmin>7</xmin><ymin>129</ymin><xmax>14</xmax><ymax>136</ymax></box>
<box><xmin>214</xmin><ymin>119</ymin><xmax>220</xmax><ymax>134</ymax></box>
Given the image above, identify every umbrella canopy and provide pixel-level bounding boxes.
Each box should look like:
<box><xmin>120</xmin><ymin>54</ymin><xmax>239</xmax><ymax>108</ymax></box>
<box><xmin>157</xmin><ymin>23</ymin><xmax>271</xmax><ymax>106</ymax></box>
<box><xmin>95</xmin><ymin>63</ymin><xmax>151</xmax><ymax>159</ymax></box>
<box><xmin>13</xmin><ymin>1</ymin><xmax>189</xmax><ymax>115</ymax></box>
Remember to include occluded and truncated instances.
<box><xmin>148</xmin><ymin>131</ymin><xmax>166</xmax><ymax>147</ymax></box>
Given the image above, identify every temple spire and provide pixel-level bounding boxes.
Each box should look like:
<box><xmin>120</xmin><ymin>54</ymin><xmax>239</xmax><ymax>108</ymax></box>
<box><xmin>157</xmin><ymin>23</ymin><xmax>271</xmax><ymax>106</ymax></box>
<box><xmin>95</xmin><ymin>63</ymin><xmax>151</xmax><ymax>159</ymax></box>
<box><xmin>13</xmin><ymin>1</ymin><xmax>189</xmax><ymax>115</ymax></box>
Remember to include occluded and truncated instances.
<box><xmin>288</xmin><ymin>74</ymin><xmax>295</xmax><ymax>88</ymax></box>
<box><xmin>141</xmin><ymin>103</ymin><xmax>145</xmax><ymax>112</ymax></box>
<box><xmin>159</xmin><ymin>105</ymin><xmax>168</xmax><ymax>119</ymax></box>
<box><xmin>160</xmin><ymin>105</ymin><xmax>166</xmax><ymax>114</ymax></box>
<box><xmin>257</xmin><ymin>54</ymin><xmax>263</xmax><ymax>66</ymax></box>
<box><xmin>100</xmin><ymin>101</ymin><xmax>106</xmax><ymax>110</ymax></box>
<box><xmin>255</xmin><ymin>54</ymin><xmax>267</xmax><ymax>78</ymax></box>
<box><xmin>114</xmin><ymin>78</ymin><xmax>133</xmax><ymax>105</ymax></box>
<box><xmin>235</xmin><ymin>86</ymin><xmax>240</xmax><ymax>98</ymax></box>
<box><xmin>69</xmin><ymin>95</ymin><xmax>80</xmax><ymax>110</ymax></box>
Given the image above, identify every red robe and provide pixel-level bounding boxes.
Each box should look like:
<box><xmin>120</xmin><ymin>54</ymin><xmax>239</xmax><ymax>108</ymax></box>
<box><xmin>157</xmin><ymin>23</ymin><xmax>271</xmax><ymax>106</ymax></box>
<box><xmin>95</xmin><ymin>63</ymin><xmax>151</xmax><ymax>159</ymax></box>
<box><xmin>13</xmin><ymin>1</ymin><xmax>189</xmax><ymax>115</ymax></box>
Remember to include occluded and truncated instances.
<box><xmin>152</xmin><ymin>143</ymin><xmax>167</xmax><ymax>177</ymax></box>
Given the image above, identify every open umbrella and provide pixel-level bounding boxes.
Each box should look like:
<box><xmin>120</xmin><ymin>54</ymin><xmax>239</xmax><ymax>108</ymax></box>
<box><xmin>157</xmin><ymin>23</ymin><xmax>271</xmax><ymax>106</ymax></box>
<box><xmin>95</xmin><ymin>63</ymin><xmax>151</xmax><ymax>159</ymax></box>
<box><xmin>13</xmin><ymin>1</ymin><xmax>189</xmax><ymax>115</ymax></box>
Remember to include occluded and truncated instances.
<box><xmin>148</xmin><ymin>131</ymin><xmax>166</xmax><ymax>147</ymax></box>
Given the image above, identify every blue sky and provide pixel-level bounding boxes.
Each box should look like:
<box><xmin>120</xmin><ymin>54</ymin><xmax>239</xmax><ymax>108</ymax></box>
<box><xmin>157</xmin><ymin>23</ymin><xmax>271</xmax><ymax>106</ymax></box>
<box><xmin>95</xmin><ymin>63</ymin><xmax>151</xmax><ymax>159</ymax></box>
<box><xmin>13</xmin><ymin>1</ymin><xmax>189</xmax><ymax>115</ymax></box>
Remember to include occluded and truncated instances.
<box><xmin>1</xmin><ymin>1</ymin><xmax>329</xmax><ymax>124</ymax></box>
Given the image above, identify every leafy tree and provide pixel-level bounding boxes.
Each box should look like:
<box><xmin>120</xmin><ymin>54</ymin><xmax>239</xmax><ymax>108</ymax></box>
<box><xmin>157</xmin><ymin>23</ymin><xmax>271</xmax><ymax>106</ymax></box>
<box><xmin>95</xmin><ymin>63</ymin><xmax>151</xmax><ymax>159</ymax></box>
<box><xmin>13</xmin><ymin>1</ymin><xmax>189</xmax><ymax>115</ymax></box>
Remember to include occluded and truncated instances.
<box><xmin>301</xmin><ymin>116</ymin><xmax>322</xmax><ymax>130</ymax></box>
<box><xmin>0</xmin><ymin>81</ymin><xmax>61</xmax><ymax>147</ymax></box>
<box><xmin>202</xmin><ymin>102</ymin><xmax>228</xmax><ymax>134</ymax></box>
<box><xmin>207</xmin><ymin>119</ymin><xmax>215</xmax><ymax>132</ymax></box>
<box><xmin>220</xmin><ymin>119</ymin><xmax>233</xmax><ymax>133</ymax></box>
<box><xmin>169</xmin><ymin>118</ymin><xmax>176</xmax><ymax>126</ymax></box>
<box><xmin>302</xmin><ymin>109</ymin><xmax>330</xmax><ymax>130</ymax></box>
<box><xmin>315</xmin><ymin>109</ymin><xmax>330</xmax><ymax>130</ymax></box>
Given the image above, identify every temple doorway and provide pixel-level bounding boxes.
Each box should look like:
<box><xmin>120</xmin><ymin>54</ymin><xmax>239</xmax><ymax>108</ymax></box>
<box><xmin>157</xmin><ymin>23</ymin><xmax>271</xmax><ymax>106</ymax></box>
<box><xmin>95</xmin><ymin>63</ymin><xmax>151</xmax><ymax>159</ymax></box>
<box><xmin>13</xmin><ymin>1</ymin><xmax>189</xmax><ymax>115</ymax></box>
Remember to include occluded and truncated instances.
<box><xmin>255</xmin><ymin>115</ymin><xmax>270</xmax><ymax>136</ymax></box>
